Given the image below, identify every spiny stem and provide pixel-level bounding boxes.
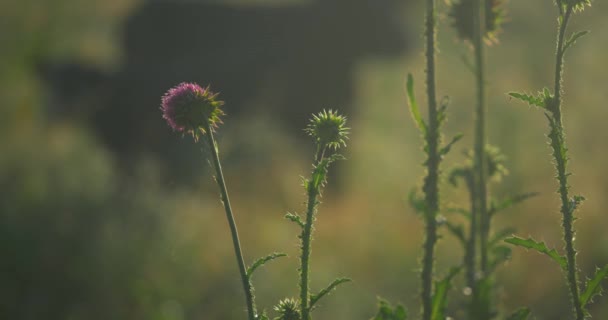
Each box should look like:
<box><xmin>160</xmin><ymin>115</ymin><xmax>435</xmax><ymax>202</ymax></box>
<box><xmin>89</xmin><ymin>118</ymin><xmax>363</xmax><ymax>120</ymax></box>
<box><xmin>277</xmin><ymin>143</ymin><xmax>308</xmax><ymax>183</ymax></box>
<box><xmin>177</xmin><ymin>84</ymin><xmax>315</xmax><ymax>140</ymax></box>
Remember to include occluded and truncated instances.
<box><xmin>464</xmin><ymin>173</ymin><xmax>477</xmax><ymax>291</ymax></box>
<box><xmin>204</xmin><ymin>125</ymin><xmax>256</xmax><ymax>320</ymax></box>
<box><xmin>300</xmin><ymin>158</ymin><xmax>322</xmax><ymax>320</ymax></box>
<box><xmin>550</xmin><ymin>6</ymin><xmax>585</xmax><ymax>320</ymax></box>
<box><xmin>474</xmin><ymin>0</ymin><xmax>489</xmax><ymax>276</ymax></box>
<box><xmin>421</xmin><ymin>0</ymin><xmax>440</xmax><ymax>318</ymax></box>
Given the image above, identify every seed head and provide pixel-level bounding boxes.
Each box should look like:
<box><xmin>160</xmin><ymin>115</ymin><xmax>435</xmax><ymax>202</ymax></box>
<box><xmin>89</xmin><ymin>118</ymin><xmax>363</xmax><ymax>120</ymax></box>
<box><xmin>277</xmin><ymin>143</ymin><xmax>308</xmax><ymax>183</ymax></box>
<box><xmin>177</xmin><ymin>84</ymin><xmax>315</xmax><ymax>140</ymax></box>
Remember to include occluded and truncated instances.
<box><xmin>305</xmin><ymin>109</ymin><xmax>349</xmax><ymax>151</ymax></box>
<box><xmin>161</xmin><ymin>82</ymin><xmax>224</xmax><ymax>141</ymax></box>
<box><xmin>273</xmin><ymin>298</ymin><xmax>300</xmax><ymax>320</ymax></box>
<box><xmin>448</xmin><ymin>0</ymin><xmax>506</xmax><ymax>44</ymax></box>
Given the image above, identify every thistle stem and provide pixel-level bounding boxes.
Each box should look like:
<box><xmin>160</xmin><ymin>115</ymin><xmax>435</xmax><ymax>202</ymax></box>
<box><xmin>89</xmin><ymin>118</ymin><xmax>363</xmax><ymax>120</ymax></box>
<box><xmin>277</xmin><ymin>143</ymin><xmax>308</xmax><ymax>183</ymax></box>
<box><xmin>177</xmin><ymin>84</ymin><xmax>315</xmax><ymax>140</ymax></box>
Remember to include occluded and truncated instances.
<box><xmin>550</xmin><ymin>6</ymin><xmax>585</xmax><ymax>320</ymax></box>
<box><xmin>474</xmin><ymin>0</ymin><xmax>489</xmax><ymax>276</ymax></box>
<box><xmin>421</xmin><ymin>0</ymin><xmax>440</xmax><ymax>318</ymax></box>
<box><xmin>300</xmin><ymin>160</ymin><xmax>322</xmax><ymax>320</ymax></box>
<box><xmin>204</xmin><ymin>125</ymin><xmax>256</xmax><ymax>320</ymax></box>
<box><xmin>464</xmin><ymin>174</ymin><xmax>477</xmax><ymax>290</ymax></box>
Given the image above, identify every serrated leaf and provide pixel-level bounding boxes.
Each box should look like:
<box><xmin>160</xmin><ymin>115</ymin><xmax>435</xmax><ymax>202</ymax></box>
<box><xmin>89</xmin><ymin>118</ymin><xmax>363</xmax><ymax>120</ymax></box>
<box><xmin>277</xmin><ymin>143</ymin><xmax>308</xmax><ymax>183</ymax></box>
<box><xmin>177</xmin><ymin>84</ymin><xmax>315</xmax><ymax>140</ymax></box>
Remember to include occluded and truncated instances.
<box><xmin>508</xmin><ymin>91</ymin><xmax>546</xmax><ymax>109</ymax></box>
<box><xmin>372</xmin><ymin>298</ymin><xmax>408</xmax><ymax>320</ymax></box>
<box><xmin>310</xmin><ymin>153</ymin><xmax>344</xmax><ymax>191</ymax></box>
<box><xmin>309</xmin><ymin>277</ymin><xmax>351</xmax><ymax>309</ymax></box>
<box><xmin>406</xmin><ymin>73</ymin><xmax>427</xmax><ymax>135</ymax></box>
<box><xmin>564</xmin><ymin>30</ymin><xmax>589</xmax><ymax>52</ymax></box>
<box><xmin>439</xmin><ymin>133</ymin><xmax>464</xmax><ymax>157</ymax></box>
<box><xmin>285</xmin><ymin>212</ymin><xmax>305</xmax><ymax>228</ymax></box>
<box><xmin>431</xmin><ymin>267</ymin><xmax>460</xmax><ymax>320</ymax></box>
<box><xmin>504</xmin><ymin>236</ymin><xmax>567</xmax><ymax>271</ymax></box>
<box><xmin>247</xmin><ymin>252</ymin><xmax>287</xmax><ymax>278</ymax></box>
<box><xmin>580</xmin><ymin>264</ymin><xmax>608</xmax><ymax>307</ymax></box>
<box><xmin>489</xmin><ymin>192</ymin><xmax>539</xmax><ymax>216</ymax></box>
<box><xmin>506</xmin><ymin>307</ymin><xmax>531</xmax><ymax>320</ymax></box>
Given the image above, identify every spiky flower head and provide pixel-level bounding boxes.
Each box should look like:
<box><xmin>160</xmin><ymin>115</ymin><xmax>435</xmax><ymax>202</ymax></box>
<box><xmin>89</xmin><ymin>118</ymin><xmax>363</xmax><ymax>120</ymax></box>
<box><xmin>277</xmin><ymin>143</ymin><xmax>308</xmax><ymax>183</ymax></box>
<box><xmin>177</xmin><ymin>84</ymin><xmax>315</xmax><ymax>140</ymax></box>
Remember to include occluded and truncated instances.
<box><xmin>161</xmin><ymin>82</ymin><xmax>224</xmax><ymax>141</ymax></box>
<box><xmin>305</xmin><ymin>109</ymin><xmax>349</xmax><ymax>151</ymax></box>
<box><xmin>484</xmin><ymin>145</ymin><xmax>508</xmax><ymax>181</ymax></box>
<box><xmin>557</xmin><ymin>0</ymin><xmax>591</xmax><ymax>12</ymax></box>
<box><xmin>448</xmin><ymin>145</ymin><xmax>508</xmax><ymax>186</ymax></box>
<box><xmin>273</xmin><ymin>298</ymin><xmax>300</xmax><ymax>320</ymax></box>
<box><xmin>448</xmin><ymin>0</ymin><xmax>506</xmax><ymax>44</ymax></box>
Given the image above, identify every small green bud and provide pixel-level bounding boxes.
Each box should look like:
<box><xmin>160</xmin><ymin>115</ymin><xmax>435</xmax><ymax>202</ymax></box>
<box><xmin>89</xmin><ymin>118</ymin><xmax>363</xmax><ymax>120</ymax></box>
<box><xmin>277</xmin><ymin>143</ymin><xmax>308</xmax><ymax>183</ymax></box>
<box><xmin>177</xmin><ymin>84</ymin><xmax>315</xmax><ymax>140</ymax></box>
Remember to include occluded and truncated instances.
<box><xmin>305</xmin><ymin>109</ymin><xmax>349</xmax><ymax>151</ymax></box>
<box><xmin>273</xmin><ymin>298</ymin><xmax>300</xmax><ymax>320</ymax></box>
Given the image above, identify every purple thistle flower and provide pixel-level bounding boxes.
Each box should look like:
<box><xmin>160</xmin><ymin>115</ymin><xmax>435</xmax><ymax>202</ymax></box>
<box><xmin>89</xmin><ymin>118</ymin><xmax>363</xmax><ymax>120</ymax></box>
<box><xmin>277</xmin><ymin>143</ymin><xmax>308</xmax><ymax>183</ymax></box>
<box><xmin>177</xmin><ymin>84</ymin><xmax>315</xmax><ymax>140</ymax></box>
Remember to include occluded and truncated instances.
<box><xmin>161</xmin><ymin>82</ymin><xmax>224</xmax><ymax>141</ymax></box>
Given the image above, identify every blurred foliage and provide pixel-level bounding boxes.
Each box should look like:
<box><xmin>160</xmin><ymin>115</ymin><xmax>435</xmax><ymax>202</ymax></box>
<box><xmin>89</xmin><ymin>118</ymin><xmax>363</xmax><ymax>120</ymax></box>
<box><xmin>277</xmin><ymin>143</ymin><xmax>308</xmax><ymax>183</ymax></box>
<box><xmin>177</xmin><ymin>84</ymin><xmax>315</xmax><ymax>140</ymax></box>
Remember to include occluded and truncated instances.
<box><xmin>1</xmin><ymin>0</ymin><xmax>608</xmax><ymax>319</ymax></box>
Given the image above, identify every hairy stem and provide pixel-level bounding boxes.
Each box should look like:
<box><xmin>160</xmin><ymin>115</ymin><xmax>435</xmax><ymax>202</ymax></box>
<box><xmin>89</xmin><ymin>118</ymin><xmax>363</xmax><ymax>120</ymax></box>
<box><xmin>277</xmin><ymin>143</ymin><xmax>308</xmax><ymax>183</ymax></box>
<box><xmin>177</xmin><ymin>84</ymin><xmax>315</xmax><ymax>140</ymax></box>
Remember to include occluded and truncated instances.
<box><xmin>474</xmin><ymin>0</ymin><xmax>489</xmax><ymax>276</ymax></box>
<box><xmin>550</xmin><ymin>6</ymin><xmax>585</xmax><ymax>320</ymax></box>
<box><xmin>300</xmin><ymin>164</ymin><xmax>321</xmax><ymax>320</ymax></box>
<box><xmin>204</xmin><ymin>125</ymin><xmax>256</xmax><ymax>320</ymax></box>
<box><xmin>464</xmin><ymin>173</ymin><xmax>477</xmax><ymax>292</ymax></box>
<box><xmin>421</xmin><ymin>0</ymin><xmax>440</xmax><ymax>318</ymax></box>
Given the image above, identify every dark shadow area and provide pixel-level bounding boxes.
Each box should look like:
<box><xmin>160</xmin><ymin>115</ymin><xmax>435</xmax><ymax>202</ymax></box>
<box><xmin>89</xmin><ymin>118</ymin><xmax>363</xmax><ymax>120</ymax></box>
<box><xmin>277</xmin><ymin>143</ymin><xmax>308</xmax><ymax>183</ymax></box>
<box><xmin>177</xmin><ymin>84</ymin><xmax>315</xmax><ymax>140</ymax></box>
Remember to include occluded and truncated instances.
<box><xmin>38</xmin><ymin>0</ymin><xmax>410</xmax><ymax>164</ymax></box>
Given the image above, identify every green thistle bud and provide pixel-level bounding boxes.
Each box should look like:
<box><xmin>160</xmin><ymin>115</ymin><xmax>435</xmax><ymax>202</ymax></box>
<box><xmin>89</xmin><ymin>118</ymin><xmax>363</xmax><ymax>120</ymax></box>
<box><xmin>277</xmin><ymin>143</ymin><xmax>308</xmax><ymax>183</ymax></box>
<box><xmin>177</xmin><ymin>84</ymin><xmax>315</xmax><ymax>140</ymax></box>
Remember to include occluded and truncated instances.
<box><xmin>448</xmin><ymin>0</ymin><xmax>506</xmax><ymax>44</ymax></box>
<box><xmin>273</xmin><ymin>298</ymin><xmax>300</xmax><ymax>320</ymax></box>
<box><xmin>305</xmin><ymin>109</ymin><xmax>349</xmax><ymax>151</ymax></box>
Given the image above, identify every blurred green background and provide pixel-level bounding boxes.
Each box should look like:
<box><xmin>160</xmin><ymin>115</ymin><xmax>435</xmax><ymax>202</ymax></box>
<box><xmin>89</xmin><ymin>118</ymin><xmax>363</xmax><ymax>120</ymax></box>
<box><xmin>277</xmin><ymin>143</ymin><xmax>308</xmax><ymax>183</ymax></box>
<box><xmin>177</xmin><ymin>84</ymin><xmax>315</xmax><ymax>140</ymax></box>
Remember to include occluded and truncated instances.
<box><xmin>1</xmin><ymin>0</ymin><xmax>607</xmax><ymax>319</ymax></box>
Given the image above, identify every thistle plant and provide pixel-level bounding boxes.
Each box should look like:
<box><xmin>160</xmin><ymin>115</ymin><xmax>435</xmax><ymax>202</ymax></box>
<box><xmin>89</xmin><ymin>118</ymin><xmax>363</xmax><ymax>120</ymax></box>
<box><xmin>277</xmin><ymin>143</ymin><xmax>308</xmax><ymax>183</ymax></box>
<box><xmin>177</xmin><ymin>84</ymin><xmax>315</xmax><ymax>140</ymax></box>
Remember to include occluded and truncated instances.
<box><xmin>404</xmin><ymin>0</ymin><xmax>464</xmax><ymax>318</ymax></box>
<box><xmin>161</xmin><ymin>82</ymin><xmax>286</xmax><ymax>320</ymax></box>
<box><xmin>447</xmin><ymin>147</ymin><xmax>535</xmax><ymax>320</ymax></box>
<box><xmin>506</xmin><ymin>1</ymin><xmax>608</xmax><ymax>319</ymax></box>
<box><xmin>284</xmin><ymin>109</ymin><xmax>351</xmax><ymax>320</ymax></box>
<box><xmin>445</xmin><ymin>2</ymin><xmax>534</xmax><ymax>319</ymax></box>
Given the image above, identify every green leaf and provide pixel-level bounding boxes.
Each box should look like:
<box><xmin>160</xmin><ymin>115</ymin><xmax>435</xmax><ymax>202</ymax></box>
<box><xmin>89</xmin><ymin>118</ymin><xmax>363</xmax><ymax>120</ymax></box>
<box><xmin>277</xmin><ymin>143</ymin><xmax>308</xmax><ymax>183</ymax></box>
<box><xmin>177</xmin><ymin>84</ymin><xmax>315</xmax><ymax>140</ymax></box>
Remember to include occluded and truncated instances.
<box><xmin>310</xmin><ymin>153</ymin><xmax>344</xmax><ymax>191</ymax></box>
<box><xmin>489</xmin><ymin>192</ymin><xmax>539</xmax><ymax>216</ymax></box>
<box><xmin>489</xmin><ymin>227</ymin><xmax>517</xmax><ymax>248</ymax></box>
<box><xmin>489</xmin><ymin>245</ymin><xmax>512</xmax><ymax>272</ymax></box>
<box><xmin>247</xmin><ymin>252</ymin><xmax>288</xmax><ymax>278</ymax></box>
<box><xmin>505</xmin><ymin>307</ymin><xmax>531</xmax><ymax>320</ymax></box>
<box><xmin>568</xmin><ymin>195</ymin><xmax>586</xmax><ymax>215</ymax></box>
<box><xmin>256</xmin><ymin>311</ymin><xmax>270</xmax><ymax>320</ymax></box>
<box><xmin>564</xmin><ymin>30</ymin><xmax>589</xmax><ymax>52</ymax></box>
<box><xmin>437</xmin><ymin>96</ymin><xmax>450</xmax><ymax>125</ymax></box>
<box><xmin>309</xmin><ymin>277</ymin><xmax>351</xmax><ymax>309</ymax></box>
<box><xmin>439</xmin><ymin>133</ymin><xmax>464</xmax><ymax>157</ymax></box>
<box><xmin>444</xmin><ymin>221</ymin><xmax>466</xmax><ymax>246</ymax></box>
<box><xmin>580</xmin><ymin>264</ymin><xmax>608</xmax><ymax>307</ymax></box>
<box><xmin>504</xmin><ymin>236</ymin><xmax>567</xmax><ymax>271</ymax></box>
<box><xmin>448</xmin><ymin>166</ymin><xmax>472</xmax><ymax>187</ymax></box>
<box><xmin>471</xmin><ymin>277</ymin><xmax>495</xmax><ymax>319</ymax></box>
<box><xmin>508</xmin><ymin>91</ymin><xmax>546</xmax><ymax>109</ymax></box>
<box><xmin>406</xmin><ymin>73</ymin><xmax>427</xmax><ymax>135</ymax></box>
<box><xmin>285</xmin><ymin>212</ymin><xmax>305</xmax><ymax>228</ymax></box>
<box><xmin>408</xmin><ymin>189</ymin><xmax>426</xmax><ymax>215</ymax></box>
<box><xmin>372</xmin><ymin>298</ymin><xmax>408</xmax><ymax>320</ymax></box>
<box><xmin>431</xmin><ymin>267</ymin><xmax>460</xmax><ymax>320</ymax></box>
